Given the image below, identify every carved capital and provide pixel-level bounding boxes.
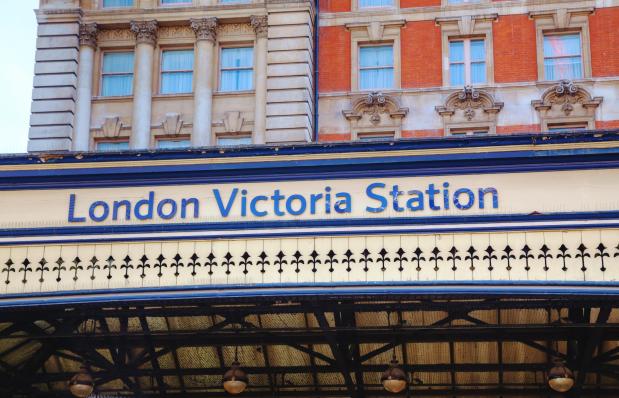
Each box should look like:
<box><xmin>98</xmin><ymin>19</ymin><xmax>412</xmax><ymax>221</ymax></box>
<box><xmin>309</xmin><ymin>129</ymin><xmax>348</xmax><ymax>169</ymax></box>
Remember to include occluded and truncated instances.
<box><xmin>79</xmin><ymin>23</ymin><xmax>98</xmax><ymax>48</ymax></box>
<box><xmin>190</xmin><ymin>17</ymin><xmax>218</xmax><ymax>42</ymax></box>
<box><xmin>250</xmin><ymin>15</ymin><xmax>268</xmax><ymax>38</ymax></box>
<box><xmin>130</xmin><ymin>20</ymin><xmax>158</xmax><ymax>46</ymax></box>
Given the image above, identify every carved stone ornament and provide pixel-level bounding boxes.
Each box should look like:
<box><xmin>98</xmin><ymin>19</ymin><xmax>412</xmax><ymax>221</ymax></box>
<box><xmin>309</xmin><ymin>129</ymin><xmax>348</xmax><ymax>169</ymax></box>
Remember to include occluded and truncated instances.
<box><xmin>436</xmin><ymin>86</ymin><xmax>504</xmax><ymax>121</ymax></box>
<box><xmin>250</xmin><ymin>15</ymin><xmax>268</xmax><ymax>38</ymax></box>
<box><xmin>130</xmin><ymin>20</ymin><xmax>158</xmax><ymax>46</ymax></box>
<box><xmin>100</xmin><ymin>117</ymin><xmax>123</xmax><ymax>138</ymax></box>
<box><xmin>190</xmin><ymin>18</ymin><xmax>218</xmax><ymax>42</ymax></box>
<box><xmin>223</xmin><ymin>111</ymin><xmax>245</xmax><ymax>133</ymax></box>
<box><xmin>532</xmin><ymin>80</ymin><xmax>603</xmax><ymax>116</ymax></box>
<box><xmin>162</xmin><ymin>113</ymin><xmax>184</xmax><ymax>136</ymax></box>
<box><xmin>79</xmin><ymin>23</ymin><xmax>98</xmax><ymax>48</ymax></box>
<box><xmin>343</xmin><ymin>92</ymin><xmax>408</xmax><ymax>126</ymax></box>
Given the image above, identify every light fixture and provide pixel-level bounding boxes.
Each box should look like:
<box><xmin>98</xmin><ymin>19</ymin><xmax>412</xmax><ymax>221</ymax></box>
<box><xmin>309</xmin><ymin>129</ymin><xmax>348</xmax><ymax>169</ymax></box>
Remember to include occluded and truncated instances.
<box><xmin>69</xmin><ymin>365</ymin><xmax>94</xmax><ymax>398</ymax></box>
<box><xmin>547</xmin><ymin>359</ymin><xmax>575</xmax><ymax>393</ymax></box>
<box><xmin>381</xmin><ymin>358</ymin><xmax>408</xmax><ymax>393</ymax></box>
<box><xmin>223</xmin><ymin>361</ymin><xmax>249</xmax><ymax>394</ymax></box>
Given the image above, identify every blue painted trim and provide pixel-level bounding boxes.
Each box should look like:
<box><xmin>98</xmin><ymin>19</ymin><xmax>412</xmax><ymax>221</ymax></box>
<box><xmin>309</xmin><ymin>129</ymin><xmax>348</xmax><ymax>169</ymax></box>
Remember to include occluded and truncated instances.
<box><xmin>1</xmin><ymin>211</ymin><xmax>618</xmax><ymax>240</ymax></box>
<box><xmin>2</xmin><ymin>281</ymin><xmax>619</xmax><ymax>308</ymax></box>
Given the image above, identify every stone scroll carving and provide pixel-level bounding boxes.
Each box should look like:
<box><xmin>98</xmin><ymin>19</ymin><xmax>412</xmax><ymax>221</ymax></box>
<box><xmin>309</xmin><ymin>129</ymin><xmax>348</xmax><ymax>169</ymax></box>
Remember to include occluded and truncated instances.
<box><xmin>343</xmin><ymin>92</ymin><xmax>408</xmax><ymax>125</ymax></box>
<box><xmin>532</xmin><ymin>80</ymin><xmax>602</xmax><ymax>116</ymax></box>
<box><xmin>436</xmin><ymin>86</ymin><xmax>503</xmax><ymax>121</ymax></box>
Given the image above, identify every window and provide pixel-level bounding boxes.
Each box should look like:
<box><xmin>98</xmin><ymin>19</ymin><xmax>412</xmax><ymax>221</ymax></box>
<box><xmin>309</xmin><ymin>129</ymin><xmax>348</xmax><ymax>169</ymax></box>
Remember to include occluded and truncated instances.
<box><xmin>359</xmin><ymin>45</ymin><xmax>394</xmax><ymax>90</ymax></box>
<box><xmin>357</xmin><ymin>132</ymin><xmax>395</xmax><ymax>141</ymax></box>
<box><xmin>96</xmin><ymin>141</ymin><xmax>130</xmax><ymax>152</ymax></box>
<box><xmin>101</xmin><ymin>52</ymin><xmax>134</xmax><ymax>97</ymax></box>
<box><xmin>103</xmin><ymin>0</ymin><xmax>133</xmax><ymax>7</ymax></box>
<box><xmin>449</xmin><ymin>127</ymin><xmax>489</xmax><ymax>136</ymax></box>
<box><xmin>161</xmin><ymin>0</ymin><xmax>192</xmax><ymax>4</ymax></box>
<box><xmin>543</xmin><ymin>33</ymin><xmax>582</xmax><ymax>80</ymax></box>
<box><xmin>217</xmin><ymin>136</ymin><xmax>252</xmax><ymax>146</ymax></box>
<box><xmin>449</xmin><ymin>39</ymin><xmax>485</xmax><ymax>86</ymax></box>
<box><xmin>447</xmin><ymin>0</ymin><xmax>481</xmax><ymax>3</ymax></box>
<box><xmin>220</xmin><ymin>47</ymin><xmax>254</xmax><ymax>92</ymax></box>
<box><xmin>220</xmin><ymin>0</ymin><xmax>251</xmax><ymax>2</ymax></box>
<box><xmin>157</xmin><ymin>139</ymin><xmax>192</xmax><ymax>149</ymax></box>
<box><xmin>160</xmin><ymin>50</ymin><xmax>194</xmax><ymax>94</ymax></box>
<box><xmin>547</xmin><ymin>123</ymin><xmax>588</xmax><ymax>132</ymax></box>
<box><xmin>359</xmin><ymin>0</ymin><xmax>393</xmax><ymax>7</ymax></box>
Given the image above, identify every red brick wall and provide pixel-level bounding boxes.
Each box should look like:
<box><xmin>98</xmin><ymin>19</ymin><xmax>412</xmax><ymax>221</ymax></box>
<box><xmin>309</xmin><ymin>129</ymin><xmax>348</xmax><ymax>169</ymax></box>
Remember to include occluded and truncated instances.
<box><xmin>319</xmin><ymin>26</ymin><xmax>351</xmax><ymax>93</ymax></box>
<box><xmin>496</xmin><ymin>124</ymin><xmax>541</xmax><ymax>135</ymax></box>
<box><xmin>401</xmin><ymin>0</ymin><xmax>441</xmax><ymax>7</ymax></box>
<box><xmin>319</xmin><ymin>0</ymin><xmax>351</xmax><ymax>12</ymax></box>
<box><xmin>493</xmin><ymin>14</ymin><xmax>538</xmax><ymax>83</ymax></box>
<box><xmin>596</xmin><ymin>121</ymin><xmax>619</xmax><ymax>129</ymax></box>
<box><xmin>402</xmin><ymin>129</ymin><xmax>444</xmax><ymax>138</ymax></box>
<box><xmin>401</xmin><ymin>21</ymin><xmax>442</xmax><ymax>88</ymax></box>
<box><xmin>590</xmin><ymin>7</ymin><xmax>619</xmax><ymax>77</ymax></box>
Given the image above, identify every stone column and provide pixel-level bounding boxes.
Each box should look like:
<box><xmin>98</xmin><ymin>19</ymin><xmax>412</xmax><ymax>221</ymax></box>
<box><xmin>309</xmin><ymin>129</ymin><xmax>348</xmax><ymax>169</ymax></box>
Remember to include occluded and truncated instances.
<box><xmin>129</xmin><ymin>20</ymin><xmax>158</xmax><ymax>150</ymax></box>
<box><xmin>190</xmin><ymin>18</ymin><xmax>218</xmax><ymax>147</ymax></box>
<box><xmin>251</xmin><ymin>15</ymin><xmax>268</xmax><ymax>145</ymax></box>
<box><xmin>73</xmin><ymin>23</ymin><xmax>98</xmax><ymax>152</ymax></box>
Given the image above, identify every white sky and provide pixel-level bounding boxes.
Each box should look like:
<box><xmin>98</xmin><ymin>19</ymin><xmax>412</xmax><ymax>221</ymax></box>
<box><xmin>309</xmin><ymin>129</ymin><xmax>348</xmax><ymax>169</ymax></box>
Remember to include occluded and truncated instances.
<box><xmin>0</xmin><ymin>1</ymin><xmax>38</xmax><ymax>154</ymax></box>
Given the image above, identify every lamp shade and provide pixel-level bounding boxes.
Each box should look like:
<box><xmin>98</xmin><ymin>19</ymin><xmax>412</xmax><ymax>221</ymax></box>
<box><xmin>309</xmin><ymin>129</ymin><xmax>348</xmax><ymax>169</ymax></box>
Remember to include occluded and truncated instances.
<box><xmin>68</xmin><ymin>366</ymin><xmax>94</xmax><ymax>398</ymax></box>
<box><xmin>223</xmin><ymin>361</ymin><xmax>249</xmax><ymax>394</ymax></box>
<box><xmin>381</xmin><ymin>359</ymin><xmax>408</xmax><ymax>394</ymax></box>
<box><xmin>548</xmin><ymin>361</ymin><xmax>575</xmax><ymax>393</ymax></box>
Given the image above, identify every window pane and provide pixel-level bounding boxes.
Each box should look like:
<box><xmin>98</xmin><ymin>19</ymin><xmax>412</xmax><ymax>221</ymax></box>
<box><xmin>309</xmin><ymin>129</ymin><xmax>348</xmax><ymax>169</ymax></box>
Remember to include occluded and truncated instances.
<box><xmin>217</xmin><ymin>136</ymin><xmax>253</xmax><ymax>146</ymax></box>
<box><xmin>102</xmin><ymin>75</ymin><xmax>133</xmax><ymax>96</ymax></box>
<box><xmin>220</xmin><ymin>70</ymin><xmax>253</xmax><ymax>91</ymax></box>
<box><xmin>221</xmin><ymin>47</ymin><xmax>253</xmax><ymax>69</ymax></box>
<box><xmin>471</xmin><ymin>61</ymin><xmax>486</xmax><ymax>84</ymax></box>
<box><xmin>359</xmin><ymin>68</ymin><xmax>394</xmax><ymax>90</ymax></box>
<box><xmin>449</xmin><ymin>41</ymin><xmax>464</xmax><ymax>63</ymax></box>
<box><xmin>103</xmin><ymin>52</ymin><xmax>134</xmax><ymax>74</ymax></box>
<box><xmin>161</xmin><ymin>0</ymin><xmax>191</xmax><ymax>3</ymax></box>
<box><xmin>157</xmin><ymin>139</ymin><xmax>192</xmax><ymax>149</ymax></box>
<box><xmin>103</xmin><ymin>0</ymin><xmax>133</xmax><ymax>7</ymax></box>
<box><xmin>544</xmin><ymin>34</ymin><xmax>581</xmax><ymax>57</ymax></box>
<box><xmin>544</xmin><ymin>57</ymin><xmax>582</xmax><ymax>80</ymax></box>
<box><xmin>360</xmin><ymin>46</ymin><xmax>393</xmax><ymax>68</ymax></box>
<box><xmin>470</xmin><ymin>39</ymin><xmax>485</xmax><ymax>61</ymax></box>
<box><xmin>162</xmin><ymin>50</ymin><xmax>194</xmax><ymax>71</ymax></box>
<box><xmin>450</xmin><ymin>63</ymin><xmax>465</xmax><ymax>86</ymax></box>
<box><xmin>97</xmin><ymin>142</ymin><xmax>130</xmax><ymax>151</ymax></box>
<box><xmin>359</xmin><ymin>0</ymin><xmax>393</xmax><ymax>7</ymax></box>
<box><xmin>220</xmin><ymin>0</ymin><xmax>251</xmax><ymax>2</ymax></box>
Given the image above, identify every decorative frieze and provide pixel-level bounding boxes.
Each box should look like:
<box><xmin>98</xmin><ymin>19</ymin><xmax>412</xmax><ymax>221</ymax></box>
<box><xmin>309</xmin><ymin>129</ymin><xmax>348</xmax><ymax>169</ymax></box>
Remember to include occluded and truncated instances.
<box><xmin>78</xmin><ymin>23</ymin><xmax>98</xmax><ymax>48</ymax></box>
<box><xmin>250</xmin><ymin>15</ymin><xmax>268</xmax><ymax>38</ymax></box>
<box><xmin>130</xmin><ymin>20</ymin><xmax>158</xmax><ymax>46</ymax></box>
<box><xmin>190</xmin><ymin>17</ymin><xmax>218</xmax><ymax>42</ymax></box>
<box><xmin>436</xmin><ymin>86</ymin><xmax>503</xmax><ymax>121</ymax></box>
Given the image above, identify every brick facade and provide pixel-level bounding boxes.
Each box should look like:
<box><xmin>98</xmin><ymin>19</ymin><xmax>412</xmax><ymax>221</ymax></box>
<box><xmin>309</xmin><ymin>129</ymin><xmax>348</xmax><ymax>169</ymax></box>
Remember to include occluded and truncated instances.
<box><xmin>590</xmin><ymin>7</ymin><xmax>619</xmax><ymax>77</ymax></box>
<box><xmin>401</xmin><ymin>21</ymin><xmax>442</xmax><ymax>88</ymax></box>
<box><xmin>492</xmin><ymin>14</ymin><xmax>538</xmax><ymax>83</ymax></box>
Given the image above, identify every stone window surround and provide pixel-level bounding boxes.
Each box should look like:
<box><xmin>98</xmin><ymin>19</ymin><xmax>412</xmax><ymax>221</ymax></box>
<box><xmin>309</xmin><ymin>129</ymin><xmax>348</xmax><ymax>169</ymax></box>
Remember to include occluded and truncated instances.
<box><xmin>436</xmin><ymin>14</ymin><xmax>497</xmax><ymax>88</ymax></box>
<box><xmin>435</xmin><ymin>86</ymin><xmax>503</xmax><ymax>136</ymax></box>
<box><xmin>156</xmin><ymin>45</ymin><xmax>196</xmax><ymax>95</ymax></box>
<box><xmin>529</xmin><ymin>7</ymin><xmax>594</xmax><ymax>81</ymax></box>
<box><xmin>215</xmin><ymin>41</ymin><xmax>257</xmax><ymax>94</ymax></box>
<box><xmin>96</xmin><ymin>48</ymin><xmax>136</xmax><ymax>98</ymax></box>
<box><xmin>346</xmin><ymin>20</ymin><xmax>405</xmax><ymax>92</ymax></box>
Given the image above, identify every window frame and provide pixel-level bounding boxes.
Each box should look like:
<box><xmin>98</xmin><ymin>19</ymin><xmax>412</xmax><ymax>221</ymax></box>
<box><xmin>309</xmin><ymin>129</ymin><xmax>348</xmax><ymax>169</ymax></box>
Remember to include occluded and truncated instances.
<box><xmin>542</xmin><ymin>31</ymin><xmax>584</xmax><ymax>81</ymax></box>
<box><xmin>217</xmin><ymin>44</ymin><xmax>255</xmax><ymax>93</ymax></box>
<box><xmin>447</xmin><ymin>126</ymin><xmax>491</xmax><ymax>136</ymax></box>
<box><xmin>448</xmin><ymin>37</ymin><xmax>487</xmax><ymax>86</ymax></box>
<box><xmin>159</xmin><ymin>0</ymin><xmax>193</xmax><ymax>6</ymax></box>
<box><xmin>99</xmin><ymin>50</ymin><xmax>135</xmax><ymax>98</ymax></box>
<box><xmin>216</xmin><ymin>134</ymin><xmax>253</xmax><ymax>147</ymax></box>
<box><xmin>358</xmin><ymin>44</ymin><xmax>395</xmax><ymax>91</ymax></box>
<box><xmin>357</xmin><ymin>0</ymin><xmax>396</xmax><ymax>9</ymax></box>
<box><xmin>155</xmin><ymin>136</ymin><xmax>192</xmax><ymax>149</ymax></box>
<box><xmin>158</xmin><ymin>48</ymin><xmax>195</xmax><ymax>95</ymax></box>
<box><xmin>101</xmin><ymin>0</ymin><xmax>135</xmax><ymax>8</ymax></box>
<box><xmin>95</xmin><ymin>139</ymin><xmax>131</xmax><ymax>152</ymax></box>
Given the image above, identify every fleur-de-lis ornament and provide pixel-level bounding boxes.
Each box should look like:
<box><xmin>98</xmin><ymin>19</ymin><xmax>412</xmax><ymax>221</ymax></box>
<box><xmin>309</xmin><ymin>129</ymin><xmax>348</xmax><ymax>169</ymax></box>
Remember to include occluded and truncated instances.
<box><xmin>447</xmin><ymin>246</ymin><xmax>460</xmax><ymax>272</ymax></box>
<box><xmin>595</xmin><ymin>243</ymin><xmax>609</xmax><ymax>272</ymax></box>
<box><xmin>538</xmin><ymin>244</ymin><xmax>553</xmax><ymax>272</ymax></box>
<box><xmin>483</xmin><ymin>246</ymin><xmax>497</xmax><ymax>272</ymax></box>
<box><xmin>557</xmin><ymin>244</ymin><xmax>571</xmax><ymax>272</ymax></box>
<box><xmin>429</xmin><ymin>247</ymin><xmax>443</xmax><ymax>272</ymax></box>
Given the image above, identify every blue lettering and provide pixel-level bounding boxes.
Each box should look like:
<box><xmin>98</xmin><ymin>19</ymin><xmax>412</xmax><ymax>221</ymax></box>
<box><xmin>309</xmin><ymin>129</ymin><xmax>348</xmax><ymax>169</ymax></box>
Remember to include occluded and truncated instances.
<box><xmin>479</xmin><ymin>187</ymin><xmax>499</xmax><ymax>209</ymax></box>
<box><xmin>181</xmin><ymin>198</ymin><xmax>199</xmax><ymax>219</ymax></box>
<box><xmin>135</xmin><ymin>191</ymin><xmax>155</xmax><ymax>220</ymax></box>
<box><xmin>113</xmin><ymin>200</ymin><xmax>131</xmax><ymax>221</ymax></box>
<box><xmin>214</xmin><ymin>188</ymin><xmax>238</xmax><ymax>217</ymax></box>
<box><xmin>286</xmin><ymin>194</ymin><xmax>307</xmax><ymax>216</ymax></box>
<box><xmin>406</xmin><ymin>190</ymin><xmax>424</xmax><ymax>211</ymax></box>
<box><xmin>157</xmin><ymin>198</ymin><xmax>177</xmax><ymax>220</ymax></box>
<box><xmin>334</xmin><ymin>192</ymin><xmax>352</xmax><ymax>214</ymax></box>
<box><xmin>425</xmin><ymin>183</ymin><xmax>441</xmax><ymax>211</ymax></box>
<box><xmin>366</xmin><ymin>183</ymin><xmax>387</xmax><ymax>213</ymax></box>
<box><xmin>389</xmin><ymin>185</ymin><xmax>405</xmax><ymax>212</ymax></box>
<box><xmin>454</xmin><ymin>188</ymin><xmax>475</xmax><ymax>210</ymax></box>
<box><xmin>67</xmin><ymin>194</ymin><xmax>86</xmax><ymax>223</ymax></box>
<box><xmin>250</xmin><ymin>195</ymin><xmax>268</xmax><ymax>217</ymax></box>
<box><xmin>89</xmin><ymin>201</ymin><xmax>109</xmax><ymax>222</ymax></box>
<box><xmin>271</xmin><ymin>190</ymin><xmax>285</xmax><ymax>216</ymax></box>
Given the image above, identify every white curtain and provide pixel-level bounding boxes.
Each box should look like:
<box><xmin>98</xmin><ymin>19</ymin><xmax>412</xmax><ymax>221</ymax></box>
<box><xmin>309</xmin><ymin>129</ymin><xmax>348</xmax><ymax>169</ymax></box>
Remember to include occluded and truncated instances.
<box><xmin>161</xmin><ymin>0</ymin><xmax>191</xmax><ymax>4</ymax></box>
<box><xmin>96</xmin><ymin>142</ymin><xmax>130</xmax><ymax>152</ymax></box>
<box><xmin>161</xmin><ymin>50</ymin><xmax>194</xmax><ymax>94</ymax></box>
<box><xmin>101</xmin><ymin>52</ymin><xmax>134</xmax><ymax>97</ymax></box>
<box><xmin>217</xmin><ymin>136</ymin><xmax>253</xmax><ymax>147</ymax></box>
<box><xmin>359</xmin><ymin>46</ymin><xmax>394</xmax><ymax>90</ymax></box>
<box><xmin>103</xmin><ymin>0</ymin><xmax>133</xmax><ymax>7</ymax></box>
<box><xmin>220</xmin><ymin>47</ymin><xmax>254</xmax><ymax>92</ymax></box>
<box><xmin>449</xmin><ymin>41</ymin><xmax>464</xmax><ymax>86</ymax></box>
<box><xmin>157</xmin><ymin>140</ymin><xmax>192</xmax><ymax>149</ymax></box>
<box><xmin>544</xmin><ymin>34</ymin><xmax>582</xmax><ymax>80</ymax></box>
<box><xmin>359</xmin><ymin>0</ymin><xmax>393</xmax><ymax>7</ymax></box>
<box><xmin>470</xmin><ymin>39</ymin><xmax>486</xmax><ymax>84</ymax></box>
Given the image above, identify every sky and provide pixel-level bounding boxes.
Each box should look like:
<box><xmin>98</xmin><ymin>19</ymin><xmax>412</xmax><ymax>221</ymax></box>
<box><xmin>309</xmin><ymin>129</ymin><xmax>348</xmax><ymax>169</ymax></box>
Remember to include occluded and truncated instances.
<box><xmin>0</xmin><ymin>1</ymin><xmax>38</xmax><ymax>154</ymax></box>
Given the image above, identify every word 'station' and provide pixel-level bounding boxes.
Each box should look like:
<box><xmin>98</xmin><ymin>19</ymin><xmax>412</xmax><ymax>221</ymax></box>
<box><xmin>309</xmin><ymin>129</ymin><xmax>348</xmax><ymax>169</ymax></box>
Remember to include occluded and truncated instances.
<box><xmin>67</xmin><ymin>182</ymin><xmax>499</xmax><ymax>223</ymax></box>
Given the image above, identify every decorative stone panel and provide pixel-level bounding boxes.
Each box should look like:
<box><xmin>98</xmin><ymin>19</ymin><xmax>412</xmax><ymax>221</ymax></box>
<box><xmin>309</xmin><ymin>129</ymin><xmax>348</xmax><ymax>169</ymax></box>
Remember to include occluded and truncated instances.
<box><xmin>343</xmin><ymin>92</ymin><xmax>409</xmax><ymax>139</ymax></box>
<box><xmin>436</xmin><ymin>86</ymin><xmax>503</xmax><ymax>135</ymax></box>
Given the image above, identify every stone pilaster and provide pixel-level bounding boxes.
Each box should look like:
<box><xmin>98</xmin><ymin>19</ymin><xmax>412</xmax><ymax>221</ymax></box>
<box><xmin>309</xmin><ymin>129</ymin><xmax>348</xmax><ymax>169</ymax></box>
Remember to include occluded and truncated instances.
<box><xmin>191</xmin><ymin>18</ymin><xmax>218</xmax><ymax>147</ymax></box>
<box><xmin>251</xmin><ymin>15</ymin><xmax>269</xmax><ymax>145</ymax></box>
<box><xmin>73</xmin><ymin>23</ymin><xmax>98</xmax><ymax>151</ymax></box>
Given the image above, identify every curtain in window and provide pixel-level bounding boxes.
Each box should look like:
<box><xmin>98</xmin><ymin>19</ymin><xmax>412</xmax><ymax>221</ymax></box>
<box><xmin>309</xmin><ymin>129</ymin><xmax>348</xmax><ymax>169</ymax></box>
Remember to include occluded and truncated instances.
<box><xmin>220</xmin><ymin>47</ymin><xmax>254</xmax><ymax>92</ymax></box>
<box><xmin>96</xmin><ymin>142</ymin><xmax>130</xmax><ymax>152</ymax></box>
<box><xmin>103</xmin><ymin>0</ymin><xmax>133</xmax><ymax>7</ymax></box>
<box><xmin>157</xmin><ymin>140</ymin><xmax>192</xmax><ymax>149</ymax></box>
<box><xmin>101</xmin><ymin>52</ymin><xmax>134</xmax><ymax>97</ymax></box>
<box><xmin>470</xmin><ymin>39</ymin><xmax>486</xmax><ymax>84</ymax></box>
<box><xmin>359</xmin><ymin>0</ymin><xmax>393</xmax><ymax>7</ymax></box>
<box><xmin>359</xmin><ymin>46</ymin><xmax>394</xmax><ymax>90</ymax></box>
<box><xmin>219</xmin><ymin>0</ymin><xmax>251</xmax><ymax>2</ymax></box>
<box><xmin>544</xmin><ymin>34</ymin><xmax>582</xmax><ymax>80</ymax></box>
<box><xmin>217</xmin><ymin>136</ymin><xmax>253</xmax><ymax>146</ymax></box>
<box><xmin>449</xmin><ymin>41</ymin><xmax>465</xmax><ymax>86</ymax></box>
<box><xmin>161</xmin><ymin>0</ymin><xmax>190</xmax><ymax>4</ymax></box>
<box><xmin>161</xmin><ymin>50</ymin><xmax>194</xmax><ymax>94</ymax></box>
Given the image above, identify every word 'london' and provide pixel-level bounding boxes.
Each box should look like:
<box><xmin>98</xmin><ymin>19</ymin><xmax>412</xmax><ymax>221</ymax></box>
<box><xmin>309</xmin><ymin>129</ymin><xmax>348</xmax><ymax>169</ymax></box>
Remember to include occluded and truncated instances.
<box><xmin>67</xmin><ymin>182</ymin><xmax>500</xmax><ymax>223</ymax></box>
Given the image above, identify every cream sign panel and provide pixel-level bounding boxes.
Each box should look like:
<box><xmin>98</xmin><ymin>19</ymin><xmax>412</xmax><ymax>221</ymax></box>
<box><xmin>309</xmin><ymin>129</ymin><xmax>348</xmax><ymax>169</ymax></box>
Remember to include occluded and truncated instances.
<box><xmin>0</xmin><ymin>168</ymin><xmax>618</xmax><ymax>228</ymax></box>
